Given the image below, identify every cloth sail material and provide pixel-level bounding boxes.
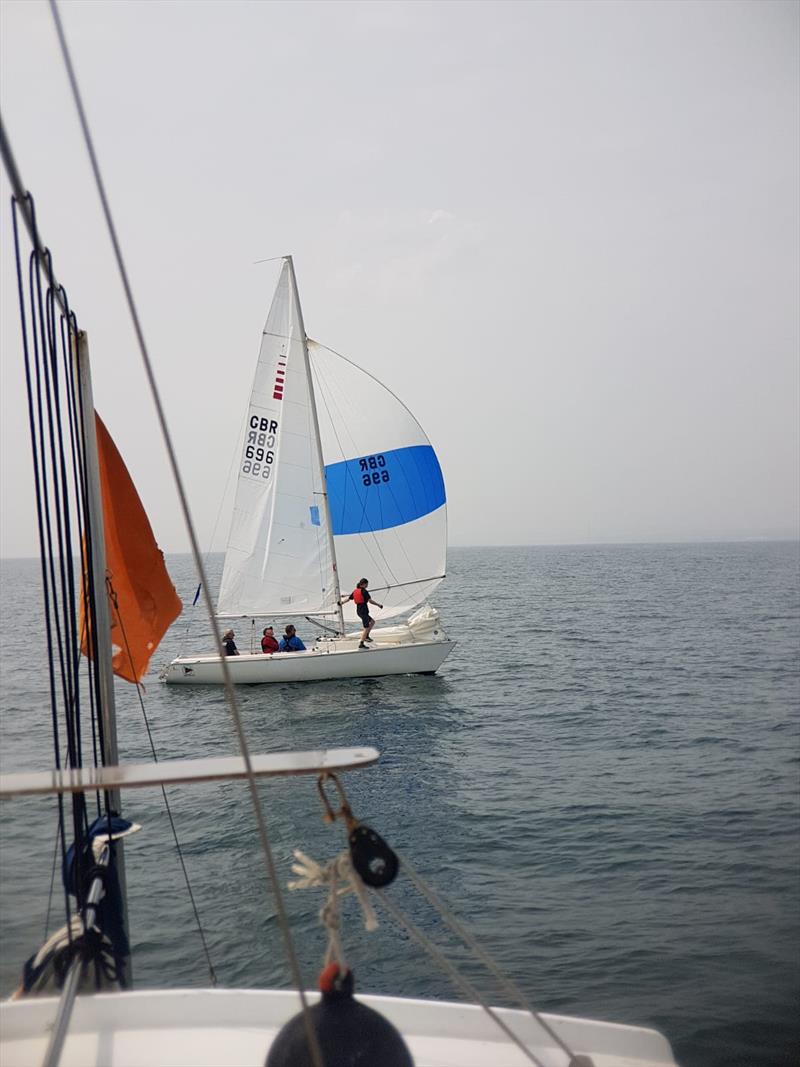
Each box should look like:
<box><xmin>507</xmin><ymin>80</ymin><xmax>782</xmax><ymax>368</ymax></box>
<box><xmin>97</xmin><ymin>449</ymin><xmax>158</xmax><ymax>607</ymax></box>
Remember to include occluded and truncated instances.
<box><xmin>217</xmin><ymin>261</ymin><xmax>338</xmax><ymax>618</ymax></box>
<box><xmin>79</xmin><ymin>414</ymin><xmax>181</xmax><ymax>683</ymax></box>
<box><xmin>216</xmin><ymin>261</ymin><xmax>447</xmax><ymax>625</ymax></box>
<box><xmin>310</xmin><ymin>342</ymin><xmax>447</xmax><ymax>623</ymax></box>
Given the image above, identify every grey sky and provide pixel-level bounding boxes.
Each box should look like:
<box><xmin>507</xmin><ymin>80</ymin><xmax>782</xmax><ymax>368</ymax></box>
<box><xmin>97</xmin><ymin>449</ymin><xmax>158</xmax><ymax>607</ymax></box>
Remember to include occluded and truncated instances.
<box><xmin>1</xmin><ymin>0</ymin><xmax>797</xmax><ymax>557</ymax></box>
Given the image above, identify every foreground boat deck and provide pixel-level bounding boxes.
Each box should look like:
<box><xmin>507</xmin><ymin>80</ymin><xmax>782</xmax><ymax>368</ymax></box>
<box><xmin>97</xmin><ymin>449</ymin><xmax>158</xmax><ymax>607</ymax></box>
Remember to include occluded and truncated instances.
<box><xmin>0</xmin><ymin>988</ymin><xmax>678</xmax><ymax>1067</ymax></box>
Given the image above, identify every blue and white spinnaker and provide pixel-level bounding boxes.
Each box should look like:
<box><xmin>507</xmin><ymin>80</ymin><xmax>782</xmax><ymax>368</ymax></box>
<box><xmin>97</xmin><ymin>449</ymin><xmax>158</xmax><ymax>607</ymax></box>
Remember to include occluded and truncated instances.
<box><xmin>311</xmin><ymin>341</ymin><xmax>447</xmax><ymax>623</ymax></box>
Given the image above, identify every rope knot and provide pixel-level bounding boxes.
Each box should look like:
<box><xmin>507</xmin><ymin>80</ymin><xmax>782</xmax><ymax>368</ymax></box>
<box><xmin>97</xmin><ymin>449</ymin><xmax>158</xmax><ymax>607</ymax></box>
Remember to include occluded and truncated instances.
<box><xmin>288</xmin><ymin>848</ymin><xmax>379</xmax><ymax>970</ymax></box>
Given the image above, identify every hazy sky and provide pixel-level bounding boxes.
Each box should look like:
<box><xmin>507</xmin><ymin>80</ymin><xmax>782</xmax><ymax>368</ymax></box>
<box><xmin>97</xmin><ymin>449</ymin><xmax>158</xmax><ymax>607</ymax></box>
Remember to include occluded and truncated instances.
<box><xmin>1</xmin><ymin>0</ymin><xmax>797</xmax><ymax>557</ymax></box>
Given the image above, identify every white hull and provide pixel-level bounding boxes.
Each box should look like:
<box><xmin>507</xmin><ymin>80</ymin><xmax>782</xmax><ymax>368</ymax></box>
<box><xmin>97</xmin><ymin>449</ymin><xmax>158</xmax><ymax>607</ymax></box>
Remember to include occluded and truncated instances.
<box><xmin>0</xmin><ymin>988</ymin><xmax>678</xmax><ymax>1067</ymax></box>
<box><xmin>163</xmin><ymin>638</ymin><xmax>454</xmax><ymax>685</ymax></box>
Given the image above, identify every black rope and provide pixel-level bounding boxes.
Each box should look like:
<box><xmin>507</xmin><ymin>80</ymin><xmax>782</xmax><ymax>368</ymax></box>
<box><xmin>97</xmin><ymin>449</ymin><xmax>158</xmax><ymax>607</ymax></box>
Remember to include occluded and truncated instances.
<box><xmin>48</xmin><ymin>290</ymin><xmax>85</xmax><ymax>776</ymax></box>
<box><xmin>33</xmin><ymin>252</ymin><xmax>72</xmax><ymax>759</ymax></box>
<box><xmin>7</xmin><ymin>18</ymin><xmax>318</xmax><ymax>1054</ymax></box>
<box><xmin>41</xmin><ymin>256</ymin><xmax>93</xmax><ymax>916</ymax></box>
<box><xmin>44</xmin><ymin>7</ymin><xmax>321</xmax><ymax>1048</ymax></box>
<box><xmin>43</xmin><ymin>817</ymin><xmax>62</xmax><ymax>943</ymax></box>
<box><xmin>36</xmin><ymin>250</ymin><xmax>88</xmax><ymax>922</ymax></box>
<box><xmin>107</xmin><ymin>580</ymin><xmax>218</xmax><ymax>986</ymax></box>
<box><xmin>9</xmin><ymin>172</ymin><xmax>194</xmax><ymax>986</ymax></box>
<box><xmin>44</xmin><ymin>284</ymin><xmax>83</xmax><ymax>777</ymax></box>
<box><xmin>9</xmin><ymin>190</ymin><xmax>121</xmax><ymax>943</ymax></box>
<box><xmin>12</xmin><ymin>200</ymin><xmax>72</xmax><ymax>932</ymax></box>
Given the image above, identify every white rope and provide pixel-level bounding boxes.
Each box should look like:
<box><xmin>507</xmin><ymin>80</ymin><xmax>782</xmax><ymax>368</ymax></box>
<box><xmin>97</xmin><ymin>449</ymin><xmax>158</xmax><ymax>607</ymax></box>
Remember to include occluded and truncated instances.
<box><xmin>289</xmin><ymin>849</ymin><xmax>379</xmax><ymax>969</ymax></box>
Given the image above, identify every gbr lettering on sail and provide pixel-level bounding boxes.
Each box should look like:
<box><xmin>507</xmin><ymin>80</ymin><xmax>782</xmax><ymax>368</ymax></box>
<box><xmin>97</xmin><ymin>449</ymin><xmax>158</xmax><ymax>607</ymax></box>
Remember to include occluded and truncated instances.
<box><xmin>242</xmin><ymin>414</ymin><xmax>278</xmax><ymax>480</ymax></box>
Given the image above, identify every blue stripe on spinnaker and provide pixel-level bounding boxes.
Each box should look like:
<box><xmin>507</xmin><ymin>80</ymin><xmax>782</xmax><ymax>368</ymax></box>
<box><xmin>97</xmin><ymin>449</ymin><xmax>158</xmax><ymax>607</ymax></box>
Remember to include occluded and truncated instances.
<box><xmin>325</xmin><ymin>444</ymin><xmax>445</xmax><ymax>536</ymax></box>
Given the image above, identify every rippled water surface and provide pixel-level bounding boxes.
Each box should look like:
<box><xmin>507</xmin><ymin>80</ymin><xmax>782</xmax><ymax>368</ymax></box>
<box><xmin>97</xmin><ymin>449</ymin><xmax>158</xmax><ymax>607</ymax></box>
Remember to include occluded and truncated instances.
<box><xmin>1</xmin><ymin>543</ymin><xmax>798</xmax><ymax>1067</ymax></box>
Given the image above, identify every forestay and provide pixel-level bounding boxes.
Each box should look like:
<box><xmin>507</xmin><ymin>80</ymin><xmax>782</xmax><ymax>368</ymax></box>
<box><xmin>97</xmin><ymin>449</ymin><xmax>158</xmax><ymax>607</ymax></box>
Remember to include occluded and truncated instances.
<box><xmin>217</xmin><ymin>262</ymin><xmax>339</xmax><ymax>618</ymax></box>
<box><xmin>310</xmin><ymin>342</ymin><xmax>447</xmax><ymax>623</ymax></box>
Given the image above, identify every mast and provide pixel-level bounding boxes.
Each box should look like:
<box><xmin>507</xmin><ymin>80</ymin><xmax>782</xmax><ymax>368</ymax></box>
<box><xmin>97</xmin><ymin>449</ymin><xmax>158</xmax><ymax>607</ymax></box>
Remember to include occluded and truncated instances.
<box><xmin>286</xmin><ymin>257</ymin><xmax>345</xmax><ymax>634</ymax></box>
<box><xmin>75</xmin><ymin>329</ymin><xmax>131</xmax><ymax>982</ymax></box>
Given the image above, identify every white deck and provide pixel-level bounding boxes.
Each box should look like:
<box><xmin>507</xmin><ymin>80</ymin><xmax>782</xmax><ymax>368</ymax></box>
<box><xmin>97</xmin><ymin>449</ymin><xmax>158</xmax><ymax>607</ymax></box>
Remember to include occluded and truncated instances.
<box><xmin>0</xmin><ymin>988</ymin><xmax>678</xmax><ymax>1067</ymax></box>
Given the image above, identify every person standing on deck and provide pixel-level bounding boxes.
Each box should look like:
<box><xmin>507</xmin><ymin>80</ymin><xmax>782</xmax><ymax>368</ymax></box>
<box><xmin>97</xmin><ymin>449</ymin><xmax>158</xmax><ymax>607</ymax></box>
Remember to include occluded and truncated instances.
<box><xmin>342</xmin><ymin>578</ymin><xmax>383</xmax><ymax>650</ymax></box>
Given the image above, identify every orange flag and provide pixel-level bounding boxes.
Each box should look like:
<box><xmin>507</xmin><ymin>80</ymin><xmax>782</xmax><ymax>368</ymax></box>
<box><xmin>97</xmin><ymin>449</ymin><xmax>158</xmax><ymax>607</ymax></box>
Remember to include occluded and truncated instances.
<box><xmin>80</xmin><ymin>413</ymin><xmax>182</xmax><ymax>683</ymax></box>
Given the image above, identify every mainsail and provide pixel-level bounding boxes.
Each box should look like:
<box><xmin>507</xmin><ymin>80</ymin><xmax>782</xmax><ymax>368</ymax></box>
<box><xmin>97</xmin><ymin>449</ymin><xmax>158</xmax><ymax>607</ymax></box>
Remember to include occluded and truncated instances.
<box><xmin>217</xmin><ymin>261</ymin><xmax>339</xmax><ymax>618</ymax></box>
<box><xmin>310</xmin><ymin>342</ymin><xmax>447</xmax><ymax>623</ymax></box>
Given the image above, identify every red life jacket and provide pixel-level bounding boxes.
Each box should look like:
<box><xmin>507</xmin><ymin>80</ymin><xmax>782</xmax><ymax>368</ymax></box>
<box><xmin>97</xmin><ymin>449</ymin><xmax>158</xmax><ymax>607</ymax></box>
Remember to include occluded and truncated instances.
<box><xmin>352</xmin><ymin>587</ymin><xmax>366</xmax><ymax>605</ymax></box>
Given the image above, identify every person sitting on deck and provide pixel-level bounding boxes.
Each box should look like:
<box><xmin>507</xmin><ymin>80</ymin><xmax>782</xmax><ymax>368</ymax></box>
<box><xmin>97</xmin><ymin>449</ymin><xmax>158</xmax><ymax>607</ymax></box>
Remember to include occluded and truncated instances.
<box><xmin>279</xmin><ymin>624</ymin><xmax>306</xmax><ymax>652</ymax></box>
<box><xmin>261</xmin><ymin>626</ymin><xmax>279</xmax><ymax>654</ymax></box>
<box><xmin>222</xmin><ymin>629</ymin><xmax>239</xmax><ymax>656</ymax></box>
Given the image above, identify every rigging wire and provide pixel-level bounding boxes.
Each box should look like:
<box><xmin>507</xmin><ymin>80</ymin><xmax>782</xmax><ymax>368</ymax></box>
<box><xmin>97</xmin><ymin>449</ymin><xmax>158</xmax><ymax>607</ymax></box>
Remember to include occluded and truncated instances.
<box><xmin>5</xmin><ymin>93</ymin><xmax>572</xmax><ymax>1067</ymax></box>
<box><xmin>392</xmin><ymin>852</ymin><xmax>580</xmax><ymax>1063</ymax></box>
<box><xmin>11</xmin><ymin>200</ymin><xmax>71</xmax><ymax>939</ymax></box>
<box><xmin>9</xmin><ymin>202</ymin><xmax>61</xmax><ymax>770</ymax></box>
<box><xmin>373</xmin><ymin>888</ymin><xmax>549</xmax><ymax>1067</ymax></box>
<box><xmin>43</xmin><ymin>820</ymin><xmax>62</xmax><ymax>943</ymax></box>
<box><xmin>107</xmin><ymin>580</ymin><xmax>218</xmax><ymax>986</ymax></box>
<box><xmin>309</xmin><ymin>352</ymin><xmax>406</xmax><ymax>591</ymax></box>
<box><xmin>310</xmin><ymin>774</ymin><xmax>582</xmax><ymax>1065</ymax></box>
<box><xmin>178</xmin><ymin>407</ymin><xmax>247</xmax><ymax>655</ymax></box>
<box><xmin>60</xmin><ymin>306</ymin><xmax>102</xmax><ymax>813</ymax></box>
<box><xmin>309</xmin><ymin>342</ymin><xmax>439</xmax><ymax>608</ymax></box>
<box><xmin>311</xmin><ymin>338</ymin><xmax>449</xmax><ymax>599</ymax></box>
<box><xmin>10</xmin><ymin>199</ymin><xmax>107</xmax><ymax>951</ymax></box>
<box><xmin>45</xmin><ymin>4</ymin><xmax>322</xmax><ymax>1061</ymax></box>
<box><xmin>304</xmin><ymin>361</ymin><xmax>337</xmax><ymax>630</ymax></box>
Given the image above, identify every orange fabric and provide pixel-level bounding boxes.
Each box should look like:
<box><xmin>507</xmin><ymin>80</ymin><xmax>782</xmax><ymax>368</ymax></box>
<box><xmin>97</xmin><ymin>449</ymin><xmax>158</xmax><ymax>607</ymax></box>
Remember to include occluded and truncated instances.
<box><xmin>80</xmin><ymin>413</ymin><xmax>182</xmax><ymax>683</ymax></box>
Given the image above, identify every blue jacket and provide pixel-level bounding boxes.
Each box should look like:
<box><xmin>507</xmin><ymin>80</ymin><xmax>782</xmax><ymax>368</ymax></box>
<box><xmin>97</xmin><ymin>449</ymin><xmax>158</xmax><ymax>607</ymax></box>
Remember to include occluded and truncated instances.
<box><xmin>279</xmin><ymin>634</ymin><xmax>306</xmax><ymax>652</ymax></box>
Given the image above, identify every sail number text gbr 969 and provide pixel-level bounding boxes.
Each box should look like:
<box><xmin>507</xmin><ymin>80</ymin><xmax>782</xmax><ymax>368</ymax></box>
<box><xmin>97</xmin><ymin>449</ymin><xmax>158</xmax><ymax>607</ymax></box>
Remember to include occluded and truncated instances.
<box><xmin>243</xmin><ymin>414</ymin><xmax>277</xmax><ymax>480</ymax></box>
<box><xmin>359</xmin><ymin>454</ymin><xmax>390</xmax><ymax>487</ymax></box>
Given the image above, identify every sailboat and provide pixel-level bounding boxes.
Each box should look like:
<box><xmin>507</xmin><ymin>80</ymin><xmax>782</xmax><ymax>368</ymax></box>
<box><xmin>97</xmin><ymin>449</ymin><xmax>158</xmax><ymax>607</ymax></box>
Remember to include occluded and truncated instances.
<box><xmin>0</xmin><ymin>197</ymin><xmax>678</xmax><ymax>1067</ymax></box>
<box><xmin>163</xmin><ymin>258</ymin><xmax>454</xmax><ymax>685</ymax></box>
<box><xmin>0</xmin><ymin>15</ymin><xmax>678</xmax><ymax>1061</ymax></box>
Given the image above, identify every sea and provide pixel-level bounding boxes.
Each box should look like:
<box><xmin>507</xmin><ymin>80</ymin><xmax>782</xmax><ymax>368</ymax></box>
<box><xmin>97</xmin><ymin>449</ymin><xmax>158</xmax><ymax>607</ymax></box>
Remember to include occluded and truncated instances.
<box><xmin>1</xmin><ymin>542</ymin><xmax>798</xmax><ymax>1067</ymax></box>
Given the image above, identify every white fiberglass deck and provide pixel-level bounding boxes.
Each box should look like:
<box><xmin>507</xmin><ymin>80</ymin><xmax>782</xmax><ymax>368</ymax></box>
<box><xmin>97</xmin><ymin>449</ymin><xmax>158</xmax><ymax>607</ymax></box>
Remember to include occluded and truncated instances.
<box><xmin>0</xmin><ymin>988</ymin><xmax>678</xmax><ymax>1067</ymax></box>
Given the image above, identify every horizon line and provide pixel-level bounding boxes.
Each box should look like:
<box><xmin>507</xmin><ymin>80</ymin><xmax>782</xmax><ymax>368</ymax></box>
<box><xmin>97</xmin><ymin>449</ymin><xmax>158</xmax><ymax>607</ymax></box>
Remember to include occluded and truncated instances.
<box><xmin>1</xmin><ymin>535</ymin><xmax>798</xmax><ymax>563</ymax></box>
